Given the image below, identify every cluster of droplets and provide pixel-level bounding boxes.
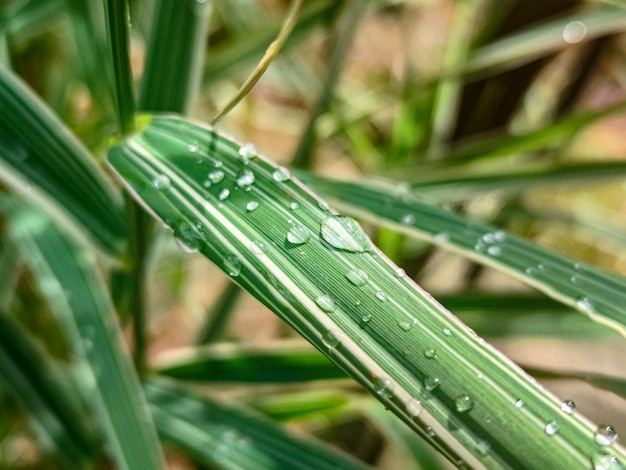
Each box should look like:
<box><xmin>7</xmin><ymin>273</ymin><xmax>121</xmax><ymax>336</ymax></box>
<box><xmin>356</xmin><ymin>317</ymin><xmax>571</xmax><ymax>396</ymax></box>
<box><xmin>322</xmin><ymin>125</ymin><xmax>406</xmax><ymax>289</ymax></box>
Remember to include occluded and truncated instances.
<box><xmin>474</xmin><ymin>230</ymin><xmax>506</xmax><ymax>257</ymax></box>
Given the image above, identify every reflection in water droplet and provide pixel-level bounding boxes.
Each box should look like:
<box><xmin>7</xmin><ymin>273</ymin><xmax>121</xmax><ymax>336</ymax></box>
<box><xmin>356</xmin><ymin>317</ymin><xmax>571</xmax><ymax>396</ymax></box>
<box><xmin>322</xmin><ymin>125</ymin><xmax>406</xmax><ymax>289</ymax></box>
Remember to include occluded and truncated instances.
<box><xmin>287</xmin><ymin>225</ymin><xmax>310</xmax><ymax>245</ymax></box>
<box><xmin>425</xmin><ymin>377</ymin><xmax>440</xmax><ymax>391</ymax></box>
<box><xmin>152</xmin><ymin>174</ymin><xmax>171</xmax><ymax>190</ymax></box>
<box><xmin>560</xmin><ymin>400</ymin><xmax>576</xmax><ymax>414</ymax></box>
<box><xmin>563</xmin><ymin>20</ymin><xmax>586</xmax><ymax>44</ymax></box>
<box><xmin>218</xmin><ymin>189</ymin><xmax>230</xmax><ymax>200</ymax></box>
<box><xmin>345</xmin><ymin>269</ymin><xmax>369</xmax><ymax>286</ymax></box>
<box><xmin>246</xmin><ymin>201</ymin><xmax>258</xmax><ymax>211</ymax></box>
<box><xmin>455</xmin><ymin>395</ymin><xmax>473</xmax><ymax>413</ymax></box>
<box><xmin>407</xmin><ymin>399</ymin><xmax>422</xmax><ymax>417</ymax></box>
<box><xmin>236</xmin><ymin>169</ymin><xmax>255</xmax><ymax>187</ymax></box>
<box><xmin>320</xmin><ymin>216</ymin><xmax>370</xmax><ymax>252</ymax></box>
<box><xmin>322</xmin><ymin>330</ymin><xmax>343</xmax><ymax>349</ymax></box>
<box><xmin>545</xmin><ymin>421</ymin><xmax>558</xmax><ymax>436</ymax></box>
<box><xmin>225</xmin><ymin>255</ymin><xmax>242</xmax><ymax>276</ymax></box>
<box><xmin>209</xmin><ymin>170</ymin><xmax>224</xmax><ymax>183</ymax></box>
<box><xmin>239</xmin><ymin>143</ymin><xmax>256</xmax><ymax>162</ymax></box>
<box><xmin>273</xmin><ymin>167</ymin><xmax>291</xmax><ymax>182</ymax></box>
<box><xmin>251</xmin><ymin>240</ymin><xmax>268</xmax><ymax>254</ymax></box>
<box><xmin>315</xmin><ymin>295</ymin><xmax>336</xmax><ymax>313</ymax></box>
<box><xmin>595</xmin><ymin>425</ymin><xmax>619</xmax><ymax>446</ymax></box>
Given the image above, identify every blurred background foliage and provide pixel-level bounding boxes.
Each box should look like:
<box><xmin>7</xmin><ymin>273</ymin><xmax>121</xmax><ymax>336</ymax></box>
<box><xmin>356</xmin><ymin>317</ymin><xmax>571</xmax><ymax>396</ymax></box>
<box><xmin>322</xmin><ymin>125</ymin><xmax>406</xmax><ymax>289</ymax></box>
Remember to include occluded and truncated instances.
<box><xmin>1</xmin><ymin>0</ymin><xmax>626</xmax><ymax>468</ymax></box>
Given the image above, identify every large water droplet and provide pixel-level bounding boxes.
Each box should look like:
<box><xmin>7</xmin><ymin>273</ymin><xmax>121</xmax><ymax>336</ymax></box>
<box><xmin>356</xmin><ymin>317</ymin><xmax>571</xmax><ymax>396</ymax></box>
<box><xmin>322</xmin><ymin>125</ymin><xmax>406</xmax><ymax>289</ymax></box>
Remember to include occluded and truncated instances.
<box><xmin>425</xmin><ymin>377</ymin><xmax>440</xmax><ymax>391</ymax></box>
<box><xmin>236</xmin><ymin>169</ymin><xmax>255</xmax><ymax>187</ymax></box>
<box><xmin>273</xmin><ymin>167</ymin><xmax>291</xmax><ymax>182</ymax></box>
<box><xmin>560</xmin><ymin>400</ymin><xmax>576</xmax><ymax>414</ymax></box>
<box><xmin>225</xmin><ymin>255</ymin><xmax>242</xmax><ymax>277</ymax></box>
<box><xmin>246</xmin><ymin>201</ymin><xmax>258</xmax><ymax>211</ymax></box>
<box><xmin>315</xmin><ymin>294</ymin><xmax>336</xmax><ymax>313</ymax></box>
<box><xmin>239</xmin><ymin>143</ymin><xmax>256</xmax><ymax>162</ymax></box>
<box><xmin>407</xmin><ymin>399</ymin><xmax>422</xmax><ymax>417</ymax></box>
<box><xmin>595</xmin><ymin>425</ymin><xmax>619</xmax><ymax>446</ymax></box>
<box><xmin>152</xmin><ymin>174</ymin><xmax>171</xmax><ymax>190</ymax></box>
<box><xmin>209</xmin><ymin>170</ymin><xmax>224</xmax><ymax>184</ymax></box>
<box><xmin>455</xmin><ymin>395</ymin><xmax>473</xmax><ymax>413</ymax></box>
<box><xmin>320</xmin><ymin>216</ymin><xmax>370</xmax><ymax>252</ymax></box>
<box><xmin>345</xmin><ymin>269</ymin><xmax>369</xmax><ymax>286</ymax></box>
<box><xmin>545</xmin><ymin>421</ymin><xmax>559</xmax><ymax>436</ymax></box>
<box><xmin>287</xmin><ymin>225</ymin><xmax>310</xmax><ymax>245</ymax></box>
<box><xmin>218</xmin><ymin>188</ymin><xmax>230</xmax><ymax>200</ymax></box>
<box><xmin>592</xmin><ymin>453</ymin><xmax>623</xmax><ymax>470</ymax></box>
<box><xmin>322</xmin><ymin>330</ymin><xmax>343</xmax><ymax>349</ymax></box>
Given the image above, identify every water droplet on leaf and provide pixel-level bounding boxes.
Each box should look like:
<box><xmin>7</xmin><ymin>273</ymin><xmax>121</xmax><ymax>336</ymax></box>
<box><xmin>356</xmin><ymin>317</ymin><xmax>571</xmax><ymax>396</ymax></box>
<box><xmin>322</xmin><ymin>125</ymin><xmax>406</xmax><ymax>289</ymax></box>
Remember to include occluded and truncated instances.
<box><xmin>592</xmin><ymin>453</ymin><xmax>623</xmax><ymax>470</ymax></box>
<box><xmin>425</xmin><ymin>377</ymin><xmax>440</xmax><ymax>391</ymax></box>
<box><xmin>188</xmin><ymin>141</ymin><xmax>199</xmax><ymax>152</ymax></box>
<box><xmin>218</xmin><ymin>189</ymin><xmax>230</xmax><ymax>200</ymax></box>
<box><xmin>515</xmin><ymin>399</ymin><xmax>524</xmax><ymax>408</ymax></box>
<box><xmin>225</xmin><ymin>255</ymin><xmax>242</xmax><ymax>277</ymax></box>
<box><xmin>560</xmin><ymin>400</ymin><xmax>576</xmax><ymax>414</ymax></box>
<box><xmin>375</xmin><ymin>291</ymin><xmax>388</xmax><ymax>302</ymax></box>
<box><xmin>251</xmin><ymin>240</ymin><xmax>268</xmax><ymax>254</ymax></box>
<box><xmin>424</xmin><ymin>348</ymin><xmax>437</xmax><ymax>359</ymax></box>
<box><xmin>152</xmin><ymin>174</ymin><xmax>171</xmax><ymax>190</ymax></box>
<box><xmin>320</xmin><ymin>216</ymin><xmax>370</xmax><ymax>252</ymax></box>
<box><xmin>345</xmin><ymin>269</ymin><xmax>368</xmax><ymax>286</ymax></box>
<box><xmin>545</xmin><ymin>421</ymin><xmax>558</xmax><ymax>436</ymax></box>
<box><xmin>290</xmin><ymin>202</ymin><xmax>300</xmax><ymax>210</ymax></box>
<box><xmin>595</xmin><ymin>425</ymin><xmax>619</xmax><ymax>446</ymax></box>
<box><xmin>236</xmin><ymin>169</ymin><xmax>255</xmax><ymax>187</ymax></box>
<box><xmin>394</xmin><ymin>268</ymin><xmax>406</xmax><ymax>278</ymax></box>
<box><xmin>322</xmin><ymin>329</ymin><xmax>343</xmax><ymax>349</ymax></box>
<box><xmin>402</xmin><ymin>214</ymin><xmax>416</xmax><ymax>224</ymax></box>
<box><xmin>287</xmin><ymin>225</ymin><xmax>310</xmax><ymax>245</ymax></box>
<box><xmin>407</xmin><ymin>399</ymin><xmax>422</xmax><ymax>417</ymax></box>
<box><xmin>315</xmin><ymin>294</ymin><xmax>336</xmax><ymax>313</ymax></box>
<box><xmin>273</xmin><ymin>167</ymin><xmax>291</xmax><ymax>182</ymax></box>
<box><xmin>209</xmin><ymin>170</ymin><xmax>224</xmax><ymax>184</ymax></box>
<box><xmin>455</xmin><ymin>395</ymin><xmax>473</xmax><ymax>413</ymax></box>
<box><xmin>239</xmin><ymin>143</ymin><xmax>256</xmax><ymax>162</ymax></box>
<box><xmin>246</xmin><ymin>201</ymin><xmax>258</xmax><ymax>211</ymax></box>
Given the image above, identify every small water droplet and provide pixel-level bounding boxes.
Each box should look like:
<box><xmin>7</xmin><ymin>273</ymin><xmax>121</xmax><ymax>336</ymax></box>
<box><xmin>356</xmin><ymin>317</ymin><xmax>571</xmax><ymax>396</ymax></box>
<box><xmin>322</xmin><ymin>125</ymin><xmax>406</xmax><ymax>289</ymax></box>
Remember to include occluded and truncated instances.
<box><xmin>273</xmin><ymin>166</ymin><xmax>291</xmax><ymax>182</ymax></box>
<box><xmin>236</xmin><ymin>169</ymin><xmax>255</xmax><ymax>187</ymax></box>
<box><xmin>251</xmin><ymin>240</ymin><xmax>268</xmax><ymax>254</ymax></box>
<box><xmin>203</xmin><ymin>180</ymin><xmax>212</xmax><ymax>188</ymax></box>
<box><xmin>374</xmin><ymin>377</ymin><xmax>394</xmax><ymax>398</ymax></box>
<box><xmin>477</xmin><ymin>440</ymin><xmax>491</xmax><ymax>456</ymax></box>
<box><xmin>402</xmin><ymin>214</ymin><xmax>416</xmax><ymax>224</ymax></box>
<box><xmin>424</xmin><ymin>348</ymin><xmax>437</xmax><ymax>359</ymax></box>
<box><xmin>246</xmin><ymin>201</ymin><xmax>258</xmax><ymax>211</ymax></box>
<box><xmin>426</xmin><ymin>427</ymin><xmax>436</xmax><ymax>437</ymax></box>
<box><xmin>525</xmin><ymin>267</ymin><xmax>538</xmax><ymax>276</ymax></box>
<box><xmin>560</xmin><ymin>400</ymin><xmax>576</xmax><ymax>414</ymax></box>
<box><xmin>494</xmin><ymin>230</ymin><xmax>506</xmax><ymax>242</ymax></box>
<box><xmin>224</xmin><ymin>255</ymin><xmax>242</xmax><ymax>277</ymax></box>
<box><xmin>315</xmin><ymin>294</ymin><xmax>336</xmax><ymax>313</ymax></box>
<box><xmin>361</xmin><ymin>313</ymin><xmax>372</xmax><ymax>324</ymax></box>
<box><xmin>442</xmin><ymin>328</ymin><xmax>452</xmax><ymax>336</ymax></box>
<box><xmin>290</xmin><ymin>202</ymin><xmax>300</xmax><ymax>210</ymax></box>
<box><xmin>398</xmin><ymin>320</ymin><xmax>414</xmax><ymax>332</ymax></box>
<box><xmin>515</xmin><ymin>399</ymin><xmax>524</xmax><ymax>408</ymax></box>
<box><xmin>152</xmin><ymin>174</ymin><xmax>171</xmax><ymax>190</ymax></box>
<box><xmin>218</xmin><ymin>188</ymin><xmax>230</xmax><ymax>200</ymax></box>
<box><xmin>455</xmin><ymin>395</ymin><xmax>473</xmax><ymax>413</ymax></box>
<box><xmin>345</xmin><ymin>269</ymin><xmax>369</xmax><ymax>286</ymax></box>
<box><xmin>563</xmin><ymin>20</ymin><xmax>586</xmax><ymax>44</ymax></box>
<box><xmin>320</xmin><ymin>216</ymin><xmax>370</xmax><ymax>252</ymax></box>
<box><xmin>287</xmin><ymin>225</ymin><xmax>310</xmax><ymax>245</ymax></box>
<box><xmin>214</xmin><ymin>160</ymin><xmax>223</xmax><ymax>168</ymax></box>
<box><xmin>375</xmin><ymin>291</ymin><xmax>388</xmax><ymax>302</ymax></box>
<box><xmin>425</xmin><ymin>377</ymin><xmax>440</xmax><ymax>391</ymax></box>
<box><xmin>322</xmin><ymin>329</ymin><xmax>343</xmax><ymax>349</ymax></box>
<box><xmin>175</xmin><ymin>237</ymin><xmax>198</xmax><ymax>253</ymax></box>
<box><xmin>394</xmin><ymin>268</ymin><xmax>406</xmax><ymax>278</ymax></box>
<box><xmin>482</xmin><ymin>232</ymin><xmax>496</xmax><ymax>243</ymax></box>
<box><xmin>209</xmin><ymin>170</ymin><xmax>224</xmax><ymax>184</ymax></box>
<box><xmin>595</xmin><ymin>425</ymin><xmax>619</xmax><ymax>446</ymax></box>
<box><xmin>576</xmin><ymin>296</ymin><xmax>594</xmax><ymax>312</ymax></box>
<box><xmin>188</xmin><ymin>141</ymin><xmax>199</xmax><ymax>152</ymax></box>
<box><xmin>406</xmin><ymin>399</ymin><xmax>422</xmax><ymax>417</ymax></box>
<box><xmin>592</xmin><ymin>453</ymin><xmax>623</xmax><ymax>470</ymax></box>
<box><xmin>239</xmin><ymin>143</ymin><xmax>256</xmax><ymax>162</ymax></box>
<box><xmin>545</xmin><ymin>421</ymin><xmax>558</xmax><ymax>436</ymax></box>
<box><xmin>434</xmin><ymin>232</ymin><xmax>450</xmax><ymax>243</ymax></box>
<box><xmin>487</xmin><ymin>245</ymin><xmax>501</xmax><ymax>256</ymax></box>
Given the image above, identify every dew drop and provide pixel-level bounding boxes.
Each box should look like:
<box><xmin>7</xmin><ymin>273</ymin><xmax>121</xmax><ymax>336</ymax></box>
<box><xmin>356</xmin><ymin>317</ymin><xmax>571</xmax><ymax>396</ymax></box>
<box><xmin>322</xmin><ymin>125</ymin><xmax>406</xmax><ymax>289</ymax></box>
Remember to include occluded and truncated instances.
<box><xmin>239</xmin><ymin>143</ymin><xmax>256</xmax><ymax>162</ymax></box>
<box><xmin>152</xmin><ymin>174</ymin><xmax>171</xmax><ymax>190</ymax></box>
<box><xmin>455</xmin><ymin>395</ymin><xmax>473</xmax><ymax>413</ymax></box>
<box><xmin>287</xmin><ymin>225</ymin><xmax>310</xmax><ymax>245</ymax></box>
<box><xmin>218</xmin><ymin>189</ymin><xmax>230</xmax><ymax>201</ymax></box>
<box><xmin>214</xmin><ymin>160</ymin><xmax>223</xmax><ymax>168</ymax></box>
<box><xmin>592</xmin><ymin>453</ymin><xmax>623</xmax><ymax>470</ymax></box>
<box><xmin>322</xmin><ymin>329</ymin><xmax>343</xmax><ymax>349</ymax></box>
<box><xmin>290</xmin><ymin>202</ymin><xmax>300</xmax><ymax>210</ymax></box>
<box><xmin>374</xmin><ymin>378</ymin><xmax>394</xmax><ymax>398</ymax></box>
<box><xmin>425</xmin><ymin>377</ymin><xmax>440</xmax><ymax>391</ymax></box>
<box><xmin>246</xmin><ymin>201</ymin><xmax>258</xmax><ymax>212</ymax></box>
<box><xmin>525</xmin><ymin>267</ymin><xmax>538</xmax><ymax>276</ymax></box>
<box><xmin>188</xmin><ymin>141</ymin><xmax>199</xmax><ymax>152</ymax></box>
<box><xmin>545</xmin><ymin>421</ymin><xmax>559</xmax><ymax>436</ymax></box>
<box><xmin>424</xmin><ymin>348</ymin><xmax>437</xmax><ymax>359</ymax></box>
<box><xmin>208</xmin><ymin>170</ymin><xmax>224</xmax><ymax>184</ymax></box>
<box><xmin>515</xmin><ymin>399</ymin><xmax>524</xmax><ymax>408</ymax></box>
<box><xmin>494</xmin><ymin>230</ymin><xmax>506</xmax><ymax>242</ymax></box>
<box><xmin>175</xmin><ymin>237</ymin><xmax>197</xmax><ymax>253</ymax></box>
<box><xmin>320</xmin><ymin>216</ymin><xmax>370</xmax><ymax>253</ymax></box>
<box><xmin>560</xmin><ymin>400</ymin><xmax>576</xmax><ymax>414</ymax></box>
<box><xmin>224</xmin><ymin>255</ymin><xmax>242</xmax><ymax>277</ymax></box>
<box><xmin>375</xmin><ymin>291</ymin><xmax>388</xmax><ymax>302</ymax></box>
<box><xmin>315</xmin><ymin>294</ymin><xmax>336</xmax><ymax>313</ymax></box>
<box><xmin>576</xmin><ymin>296</ymin><xmax>594</xmax><ymax>312</ymax></box>
<box><xmin>482</xmin><ymin>232</ymin><xmax>496</xmax><ymax>243</ymax></box>
<box><xmin>563</xmin><ymin>20</ymin><xmax>586</xmax><ymax>44</ymax></box>
<box><xmin>345</xmin><ymin>269</ymin><xmax>369</xmax><ymax>286</ymax></box>
<box><xmin>203</xmin><ymin>180</ymin><xmax>212</xmax><ymax>188</ymax></box>
<box><xmin>174</xmin><ymin>223</ymin><xmax>202</xmax><ymax>253</ymax></box>
<box><xmin>394</xmin><ymin>267</ymin><xmax>406</xmax><ymax>278</ymax></box>
<box><xmin>442</xmin><ymin>328</ymin><xmax>452</xmax><ymax>336</ymax></box>
<box><xmin>398</xmin><ymin>320</ymin><xmax>414</xmax><ymax>332</ymax></box>
<box><xmin>402</xmin><ymin>214</ymin><xmax>416</xmax><ymax>225</ymax></box>
<box><xmin>487</xmin><ymin>245</ymin><xmax>501</xmax><ymax>256</ymax></box>
<box><xmin>426</xmin><ymin>427</ymin><xmax>436</xmax><ymax>437</ymax></box>
<box><xmin>250</xmin><ymin>240</ymin><xmax>268</xmax><ymax>254</ymax></box>
<box><xmin>361</xmin><ymin>313</ymin><xmax>372</xmax><ymax>324</ymax></box>
<box><xmin>595</xmin><ymin>425</ymin><xmax>619</xmax><ymax>446</ymax></box>
<box><xmin>434</xmin><ymin>232</ymin><xmax>450</xmax><ymax>243</ymax></box>
<box><xmin>407</xmin><ymin>399</ymin><xmax>422</xmax><ymax>417</ymax></box>
<box><xmin>272</xmin><ymin>166</ymin><xmax>291</xmax><ymax>182</ymax></box>
<box><xmin>236</xmin><ymin>169</ymin><xmax>255</xmax><ymax>187</ymax></box>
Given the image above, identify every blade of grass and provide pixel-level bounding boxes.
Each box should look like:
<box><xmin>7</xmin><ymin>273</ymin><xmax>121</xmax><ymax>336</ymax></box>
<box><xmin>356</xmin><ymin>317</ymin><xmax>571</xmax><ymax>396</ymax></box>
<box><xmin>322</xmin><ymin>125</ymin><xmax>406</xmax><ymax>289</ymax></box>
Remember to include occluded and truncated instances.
<box><xmin>156</xmin><ymin>341</ymin><xmax>346</xmax><ymax>383</ymax></box>
<box><xmin>0</xmin><ymin>0</ymin><xmax>66</xmax><ymax>36</ymax></box>
<box><xmin>247</xmin><ymin>390</ymin><xmax>350</xmax><ymax>421</ymax></box>
<box><xmin>0</xmin><ymin>66</ymin><xmax>126</xmax><ymax>256</ymax></box>
<box><xmin>299</xmin><ymin>172</ymin><xmax>626</xmax><ymax>338</ymax></box>
<box><xmin>196</xmin><ymin>282</ymin><xmax>243</xmax><ymax>344</ymax></box>
<box><xmin>146</xmin><ymin>378</ymin><xmax>371</xmax><ymax>470</ymax></box>
<box><xmin>3</xmin><ymin>200</ymin><xmax>165</xmax><ymax>470</ymax></box>
<box><xmin>108</xmin><ymin>115</ymin><xmax>626</xmax><ymax>468</ymax></box>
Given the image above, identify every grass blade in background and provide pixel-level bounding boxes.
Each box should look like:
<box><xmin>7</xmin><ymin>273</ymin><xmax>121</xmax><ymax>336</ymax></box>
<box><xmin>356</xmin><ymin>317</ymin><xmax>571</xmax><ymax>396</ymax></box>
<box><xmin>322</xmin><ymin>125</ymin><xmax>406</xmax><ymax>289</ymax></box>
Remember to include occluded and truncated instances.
<box><xmin>299</xmin><ymin>173</ymin><xmax>626</xmax><ymax>337</ymax></box>
<box><xmin>4</xmin><ymin>200</ymin><xmax>165</xmax><ymax>470</ymax></box>
<box><xmin>108</xmin><ymin>115</ymin><xmax>626</xmax><ymax>468</ymax></box>
<box><xmin>0</xmin><ymin>66</ymin><xmax>126</xmax><ymax>256</ymax></box>
<box><xmin>0</xmin><ymin>0</ymin><xmax>66</xmax><ymax>37</ymax></box>
<box><xmin>139</xmin><ymin>0</ymin><xmax>211</xmax><ymax>113</ymax></box>
<box><xmin>146</xmin><ymin>378</ymin><xmax>371</xmax><ymax>470</ymax></box>
<box><xmin>247</xmin><ymin>390</ymin><xmax>350</xmax><ymax>421</ymax></box>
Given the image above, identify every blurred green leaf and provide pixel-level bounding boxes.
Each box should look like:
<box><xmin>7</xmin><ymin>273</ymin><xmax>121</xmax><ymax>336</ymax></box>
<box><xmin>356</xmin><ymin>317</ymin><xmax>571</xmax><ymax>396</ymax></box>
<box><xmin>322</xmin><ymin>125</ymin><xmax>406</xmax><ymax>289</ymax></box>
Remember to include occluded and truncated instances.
<box><xmin>247</xmin><ymin>390</ymin><xmax>350</xmax><ymax>421</ymax></box>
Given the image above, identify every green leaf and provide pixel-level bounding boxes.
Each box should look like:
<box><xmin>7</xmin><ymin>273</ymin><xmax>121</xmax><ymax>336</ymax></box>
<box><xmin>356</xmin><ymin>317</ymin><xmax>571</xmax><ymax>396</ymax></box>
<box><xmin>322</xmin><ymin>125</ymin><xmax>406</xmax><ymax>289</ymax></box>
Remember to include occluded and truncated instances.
<box><xmin>146</xmin><ymin>378</ymin><xmax>371</xmax><ymax>470</ymax></box>
<box><xmin>247</xmin><ymin>390</ymin><xmax>349</xmax><ymax>421</ymax></box>
<box><xmin>108</xmin><ymin>115</ymin><xmax>626</xmax><ymax>468</ymax></box>
<box><xmin>156</xmin><ymin>342</ymin><xmax>346</xmax><ymax>383</ymax></box>
<box><xmin>4</xmin><ymin>200</ymin><xmax>164</xmax><ymax>470</ymax></box>
<box><xmin>300</xmin><ymin>173</ymin><xmax>626</xmax><ymax>338</ymax></box>
<box><xmin>0</xmin><ymin>0</ymin><xmax>66</xmax><ymax>37</ymax></box>
<box><xmin>0</xmin><ymin>66</ymin><xmax>126</xmax><ymax>256</ymax></box>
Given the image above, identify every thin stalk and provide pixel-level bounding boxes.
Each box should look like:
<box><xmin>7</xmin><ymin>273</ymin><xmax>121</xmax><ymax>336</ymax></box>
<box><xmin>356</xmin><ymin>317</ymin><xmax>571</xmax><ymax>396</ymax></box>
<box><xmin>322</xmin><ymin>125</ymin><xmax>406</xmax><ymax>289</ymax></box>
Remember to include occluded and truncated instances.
<box><xmin>291</xmin><ymin>0</ymin><xmax>367</xmax><ymax>169</ymax></box>
<box><xmin>196</xmin><ymin>282</ymin><xmax>243</xmax><ymax>345</ymax></box>
<box><xmin>210</xmin><ymin>0</ymin><xmax>303</xmax><ymax>124</ymax></box>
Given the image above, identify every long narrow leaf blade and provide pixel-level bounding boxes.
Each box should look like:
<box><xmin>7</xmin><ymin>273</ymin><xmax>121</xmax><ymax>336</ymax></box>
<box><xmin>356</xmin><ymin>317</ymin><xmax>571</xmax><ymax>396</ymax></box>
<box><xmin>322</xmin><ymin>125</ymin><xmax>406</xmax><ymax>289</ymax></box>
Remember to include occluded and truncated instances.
<box><xmin>4</xmin><ymin>201</ymin><xmax>164</xmax><ymax>470</ymax></box>
<box><xmin>108</xmin><ymin>115</ymin><xmax>626</xmax><ymax>469</ymax></box>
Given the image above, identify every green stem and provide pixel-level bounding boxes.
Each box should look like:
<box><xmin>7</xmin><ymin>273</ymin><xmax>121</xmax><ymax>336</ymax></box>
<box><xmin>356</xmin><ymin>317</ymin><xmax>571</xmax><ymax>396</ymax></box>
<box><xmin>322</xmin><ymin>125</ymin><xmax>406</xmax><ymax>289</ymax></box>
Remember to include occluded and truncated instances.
<box><xmin>196</xmin><ymin>282</ymin><xmax>243</xmax><ymax>345</ymax></box>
